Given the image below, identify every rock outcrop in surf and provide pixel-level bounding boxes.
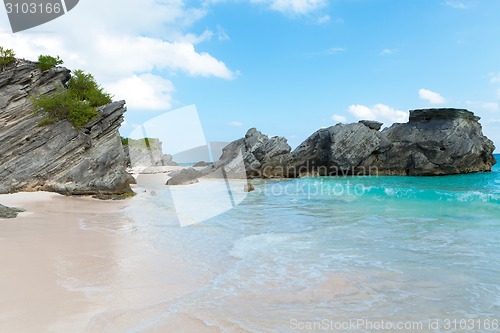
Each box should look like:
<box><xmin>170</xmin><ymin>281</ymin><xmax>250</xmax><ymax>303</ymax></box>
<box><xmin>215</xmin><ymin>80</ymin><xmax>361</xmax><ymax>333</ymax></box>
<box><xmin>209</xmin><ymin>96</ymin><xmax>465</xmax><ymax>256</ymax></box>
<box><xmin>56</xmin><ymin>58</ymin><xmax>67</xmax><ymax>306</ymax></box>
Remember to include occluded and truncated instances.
<box><xmin>166</xmin><ymin>108</ymin><xmax>496</xmax><ymax>184</ymax></box>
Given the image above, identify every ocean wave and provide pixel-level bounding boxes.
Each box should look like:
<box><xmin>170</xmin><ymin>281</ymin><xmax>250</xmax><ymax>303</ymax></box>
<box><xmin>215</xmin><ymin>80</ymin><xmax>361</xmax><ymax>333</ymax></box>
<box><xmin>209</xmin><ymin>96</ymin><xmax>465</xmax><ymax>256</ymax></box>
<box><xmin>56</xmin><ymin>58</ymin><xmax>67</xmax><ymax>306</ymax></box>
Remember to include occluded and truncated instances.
<box><xmin>364</xmin><ymin>186</ymin><xmax>500</xmax><ymax>204</ymax></box>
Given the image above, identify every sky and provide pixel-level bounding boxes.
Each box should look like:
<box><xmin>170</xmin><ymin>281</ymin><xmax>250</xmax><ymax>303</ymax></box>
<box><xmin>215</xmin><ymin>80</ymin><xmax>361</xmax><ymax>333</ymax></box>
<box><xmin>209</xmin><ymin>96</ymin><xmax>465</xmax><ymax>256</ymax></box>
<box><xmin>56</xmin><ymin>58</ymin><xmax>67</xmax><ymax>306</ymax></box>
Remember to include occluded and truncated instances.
<box><xmin>1</xmin><ymin>0</ymin><xmax>500</xmax><ymax>152</ymax></box>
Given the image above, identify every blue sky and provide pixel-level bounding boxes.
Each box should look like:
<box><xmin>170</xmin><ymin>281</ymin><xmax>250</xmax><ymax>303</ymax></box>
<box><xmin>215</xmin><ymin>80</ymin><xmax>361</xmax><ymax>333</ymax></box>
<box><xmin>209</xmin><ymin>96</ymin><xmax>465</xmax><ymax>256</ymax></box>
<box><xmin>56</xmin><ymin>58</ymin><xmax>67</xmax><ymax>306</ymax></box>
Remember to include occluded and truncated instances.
<box><xmin>1</xmin><ymin>0</ymin><xmax>500</xmax><ymax>151</ymax></box>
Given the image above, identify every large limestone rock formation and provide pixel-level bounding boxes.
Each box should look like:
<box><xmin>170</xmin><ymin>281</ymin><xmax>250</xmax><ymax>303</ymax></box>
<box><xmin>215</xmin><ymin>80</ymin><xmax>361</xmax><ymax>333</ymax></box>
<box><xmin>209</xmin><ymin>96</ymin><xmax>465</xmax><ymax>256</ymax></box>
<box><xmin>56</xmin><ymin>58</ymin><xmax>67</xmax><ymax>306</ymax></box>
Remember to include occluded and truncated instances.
<box><xmin>368</xmin><ymin>108</ymin><xmax>496</xmax><ymax>175</ymax></box>
<box><xmin>288</xmin><ymin>108</ymin><xmax>495</xmax><ymax>176</ymax></box>
<box><xmin>0</xmin><ymin>59</ymin><xmax>133</xmax><ymax>195</ymax></box>
<box><xmin>174</xmin><ymin>108</ymin><xmax>495</xmax><ymax>183</ymax></box>
<box><xmin>285</xmin><ymin>122</ymin><xmax>391</xmax><ymax>177</ymax></box>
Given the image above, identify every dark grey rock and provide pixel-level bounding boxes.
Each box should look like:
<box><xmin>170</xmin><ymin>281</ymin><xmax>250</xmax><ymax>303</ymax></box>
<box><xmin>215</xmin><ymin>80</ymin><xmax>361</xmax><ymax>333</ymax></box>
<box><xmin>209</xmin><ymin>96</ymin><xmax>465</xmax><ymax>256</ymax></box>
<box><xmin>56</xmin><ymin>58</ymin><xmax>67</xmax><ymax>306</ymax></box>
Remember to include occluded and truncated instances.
<box><xmin>0</xmin><ymin>204</ymin><xmax>24</xmax><ymax>219</ymax></box>
<box><xmin>244</xmin><ymin>182</ymin><xmax>255</xmax><ymax>192</ymax></box>
<box><xmin>205</xmin><ymin>128</ymin><xmax>291</xmax><ymax>179</ymax></box>
<box><xmin>359</xmin><ymin>120</ymin><xmax>383</xmax><ymax>131</ymax></box>
<box><xmin>166</xmin><ymin>168</ymin><xmax>201</xmax><ymax>185</ymax></box>
<box><xmin>162</xmin><ymin>154</ymin><xmax>178</xmax><ymax>166</ymax></box>
<box><xmin>165</xmin><ymin>108</ymin><xmax>495</xmax><ymax>185</ymax></box>
<box><xmin>0</xmin><ymin>60</ymin><xmax>133</xmax><ymax>196</ymax></box>
<box><xmin>193</xmin><ymin>161</ymin><xmax>212</xmax><ymax>167</ymax></box>
<box><xmin>370</xmin><ymin>108</ymin><xmax>496</xmax><ymax>175</ymax></box>
<box><xmin>285</xmin><ymin>123</ymin><xmax>389</xmax><ymax>176</ymax></box>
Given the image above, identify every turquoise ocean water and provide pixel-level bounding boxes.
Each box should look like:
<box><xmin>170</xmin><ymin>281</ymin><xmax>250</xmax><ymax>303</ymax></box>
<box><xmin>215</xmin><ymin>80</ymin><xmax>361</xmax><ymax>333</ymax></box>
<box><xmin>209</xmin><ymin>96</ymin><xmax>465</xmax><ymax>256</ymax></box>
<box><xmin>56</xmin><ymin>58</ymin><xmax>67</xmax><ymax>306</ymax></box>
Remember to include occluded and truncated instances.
<box><xmin>120</xmin><ymin>156</ymin><xmax>500</xmax><ymax>332</ymax></box>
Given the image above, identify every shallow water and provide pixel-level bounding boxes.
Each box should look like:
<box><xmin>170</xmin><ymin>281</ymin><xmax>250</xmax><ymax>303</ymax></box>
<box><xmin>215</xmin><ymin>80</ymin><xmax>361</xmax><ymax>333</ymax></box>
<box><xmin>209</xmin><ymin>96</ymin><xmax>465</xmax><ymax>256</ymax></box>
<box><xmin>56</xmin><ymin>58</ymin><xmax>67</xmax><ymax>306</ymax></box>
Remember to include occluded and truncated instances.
<box><xmin>93</xmin><ymin>159</ymin><xmax>500</xmax><ymax>332</ymax></box>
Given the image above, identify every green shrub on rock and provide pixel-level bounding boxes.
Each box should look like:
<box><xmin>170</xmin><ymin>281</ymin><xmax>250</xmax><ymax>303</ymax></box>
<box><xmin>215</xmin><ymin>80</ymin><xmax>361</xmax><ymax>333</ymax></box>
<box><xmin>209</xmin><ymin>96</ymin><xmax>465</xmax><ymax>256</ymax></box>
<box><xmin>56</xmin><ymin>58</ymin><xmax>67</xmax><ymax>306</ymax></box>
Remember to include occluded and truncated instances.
<box><xmin>37</xmin><ymin>55</ymin><xmax>63</xmax><ymax>71</ymax></box>
<box><xmin>0</xmin><ymin>46</ymin><xmax>15</xmax><ymax>71</ymax></box>
<box><xmin>32</xmin><ymin>69</ymin><xmax>113</xmax><ymax>129</ymax></box>
<box><xmin>68</xmin><ymin>70</ymin><xmax>112</xmax><ymax>107</ymax></box>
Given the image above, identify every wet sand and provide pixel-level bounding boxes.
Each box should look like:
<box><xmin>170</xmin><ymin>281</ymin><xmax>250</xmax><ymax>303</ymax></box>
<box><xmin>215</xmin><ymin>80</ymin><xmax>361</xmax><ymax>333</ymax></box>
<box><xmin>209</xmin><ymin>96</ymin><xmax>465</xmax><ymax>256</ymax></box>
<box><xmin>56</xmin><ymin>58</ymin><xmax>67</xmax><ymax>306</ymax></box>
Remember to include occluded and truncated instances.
<box><xmin>0</xmin><ymin>183</ymin><xmax>212</xmax><ymax>333</ymax></box>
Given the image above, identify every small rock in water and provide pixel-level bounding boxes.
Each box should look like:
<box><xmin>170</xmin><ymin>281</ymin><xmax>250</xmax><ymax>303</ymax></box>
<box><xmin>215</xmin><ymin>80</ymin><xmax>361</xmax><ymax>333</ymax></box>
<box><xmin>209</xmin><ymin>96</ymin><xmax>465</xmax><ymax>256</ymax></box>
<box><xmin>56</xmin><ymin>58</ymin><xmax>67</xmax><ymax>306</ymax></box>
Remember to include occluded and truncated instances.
<box><xmin>166</xmin><ymin>168</ymin><xmax>201</xmax><ymax>185</ymax></box>
<box><xmin>244</xmin><ymin>182</ymin><xmax>255</xmax><ymax>192</ymax></box>
<box><xmin>0</xmin><ymin>204</ymin><xmax>25</xmax><ymax>219</ymax></box>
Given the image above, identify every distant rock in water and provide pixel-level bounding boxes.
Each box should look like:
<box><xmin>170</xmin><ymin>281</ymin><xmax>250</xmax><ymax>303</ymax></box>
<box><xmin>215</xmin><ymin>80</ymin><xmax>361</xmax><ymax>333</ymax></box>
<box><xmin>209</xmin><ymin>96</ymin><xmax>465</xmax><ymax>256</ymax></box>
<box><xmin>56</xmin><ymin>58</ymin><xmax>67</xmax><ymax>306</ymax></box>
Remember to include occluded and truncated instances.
<box><xmin>162</xmin><ymin>154</ymin><xmax>178</xmax><ymax>166</ymax></box>
<box><xmin>165</xmin><ymin>128</ymin><xmax>291</xmax><ymax>185</ymax></box>
<box><xmin>0</xmin><ymin>60</ymin><xmax>133</xmax><ymax>196</ymax></box>
<box><xmin>123</xmin><ymin>138</ymin><xmax>178</xmax><ymax>167</ymax></box>
<box><xmin>201</xmin><ymin>109</ymin><xmax>495</xmax><ymax>180</ymax></box>
<box><xmin>205</xmin><ymin>128</ymin><xmax>291</xmax><ymax>178</ymax></box>
<box><xmin>369</xmin><ymin>108</ymin><xmax>496</xmax><ymax>175</ymax></box>
<box><xmin>165</xmin><ymin>168</ymin><xmax>201</xmax><ymax>185</ymax></box>
<box><xmin>193</xmin><ymin>161</ymin><xmax>212</xmax><ymax>167</ymax></box>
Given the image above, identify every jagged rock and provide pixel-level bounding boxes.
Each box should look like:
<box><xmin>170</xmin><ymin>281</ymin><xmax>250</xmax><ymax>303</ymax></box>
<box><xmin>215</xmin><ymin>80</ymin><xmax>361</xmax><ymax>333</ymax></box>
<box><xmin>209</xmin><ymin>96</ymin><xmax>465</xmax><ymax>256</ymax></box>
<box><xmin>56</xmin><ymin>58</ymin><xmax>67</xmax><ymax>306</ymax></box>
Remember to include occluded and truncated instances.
<box><xmin>204</xmin><ymin>108</ymin><xmax>495</xmax><ymax>180</ymax></box>
<box><xmin>162</xmin><ymin>154</ymin><xmax>178</xmax><ymax>166</ymax></box>
<box><xmin>359</xmin><ymin>120</ymin><xmax>383</xmax><ymax>131</ymax></box>
<box><xmin>0</xmin><ymin>204</ymin><xmax>24</xmax><ymax>219</ymax></box>
<box><xmin>285</xmin><ymin>123</ymin><xmax>391</xmax><ymax>176</ymax></box>
<box><xmin>0</xmin><ymin>60</ymin><xmax>133</xmax><ymax>196</ymax></box>
<box><xmin>193</xmin><ymin>161</ymin><xmax>212</xmax><ymax>167</ymax></box>
<box><xmin>368</xmin><ymin>109</ymin><xmax>496</xmax><ymax>175</ymax></box>
<box><xmin>205</xmin><ymin>128</ymin><xmax>291</xmax><ymax>179</ymax></box>
<box><xmin>123</xmin><ymin>138</ymin><xmax>178</xmax><ymax>167</ymax></box>
<box><xmin>244</xmin><ymin>182</ymin><xmax>255</xmax><ymax>192</ymax></box>
<box><xmin>166</xmin><ymin>168</ymin><xmax>201</xmax><ymax>185</ymax></box>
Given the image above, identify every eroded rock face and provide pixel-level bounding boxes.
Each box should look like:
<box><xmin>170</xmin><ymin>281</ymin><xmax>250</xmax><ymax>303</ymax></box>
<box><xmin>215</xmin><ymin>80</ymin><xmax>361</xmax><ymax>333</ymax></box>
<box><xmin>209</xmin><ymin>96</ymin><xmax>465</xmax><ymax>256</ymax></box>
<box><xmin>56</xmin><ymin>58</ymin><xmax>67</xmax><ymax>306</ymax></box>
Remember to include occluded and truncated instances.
<box><xmin>0</xmin><ymin>204</ymin><xmax>24</xmax><ymax>219</ymax></box>
<box><xmin>165</xmin><ymin>168</ymin><xmax>201</xmax><ymax>185</ymax></box>
<box><xmin>285</xmin><ymin>123</ymin><xmax>391</xmax><ymax>176</ymax></box>
<box><xmin>202</xmin><ymin>108</ymin><xmax>495</xmax><ymax>180</ymax></box>
<box><xmin>123</xmin><ymin>138</ymin><xmax>178</xmax><ymax>168</ymax></box>
<box><xmin>0</xmin><ymin>60</ymin><xmax>133</xmax><ymax>195</ymax></box>
<box><xmin>165</xmin><ymin>128</ymin><xmax>291</xmax><ymax>185</ymax></box>
<box><xmin>207</xmin><ymin>128</ymin><xmax>291</xmax><ymax>178</ymax></box>
<box><xmin>359</xmin><ymin>120</ymin><xmax>383</xmax><ymax>131</ymax></box>
<box><xmin>369</xmin><ymin>109</ymin><xmax>496</xmax><ymax>175</ymax></box>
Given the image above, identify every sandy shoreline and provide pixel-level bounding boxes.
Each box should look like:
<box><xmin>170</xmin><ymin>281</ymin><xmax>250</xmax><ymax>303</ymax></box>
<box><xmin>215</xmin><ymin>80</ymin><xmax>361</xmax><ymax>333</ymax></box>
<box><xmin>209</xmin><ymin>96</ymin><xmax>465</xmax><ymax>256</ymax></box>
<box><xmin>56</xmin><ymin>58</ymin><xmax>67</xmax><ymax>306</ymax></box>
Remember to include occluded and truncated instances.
<box><xmin>0</xmin><ymin>174</ymin><xmax>217</xmax><ymax>333</ymax></box>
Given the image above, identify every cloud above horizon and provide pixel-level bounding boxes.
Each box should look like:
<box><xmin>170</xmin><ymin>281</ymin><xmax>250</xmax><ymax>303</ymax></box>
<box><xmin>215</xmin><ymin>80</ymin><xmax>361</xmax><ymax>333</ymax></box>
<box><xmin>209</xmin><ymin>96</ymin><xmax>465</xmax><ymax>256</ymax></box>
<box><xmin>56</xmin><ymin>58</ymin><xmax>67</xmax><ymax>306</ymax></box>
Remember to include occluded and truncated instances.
<box><xmin>490</xmin><ymin>72</ymin><xmax>500</xmax><ymax>84</ymax></box>
<box><xmin>332</xmin><ymin>114</ymin><xmax>347</xmax><ymax>123</ymax></box>
<box><xmin>227</xmin><ymin>120</ymin><xmax>243</xmax><ymax>127</ymax></box>
<box><xmin>348</xmin><ymin>104</ymin><xmax>408</xmax><ymax>123</ymax></box>
<box><xmin>250</xmin><ymin>0</ymin><xmax>327</xmax><ymax>15</ymax></box>
<box><xmin>465</xmin><ymin>101</ymin><xmax>499</xmax><ymax>112</ymax></box>
<box><xmin>0</xmin><ymin>0</ymin><xmax>234</xmax><ymax>111</ymax></box>
<box><xmin>419</xmin><ymin>88</ymin><xmax>446</xmax><ymax>104</ymax></box>
<box><xmin>444</xmin><ymin>1</ymin><xmax>469</xmax><ymax>10</ymax></box>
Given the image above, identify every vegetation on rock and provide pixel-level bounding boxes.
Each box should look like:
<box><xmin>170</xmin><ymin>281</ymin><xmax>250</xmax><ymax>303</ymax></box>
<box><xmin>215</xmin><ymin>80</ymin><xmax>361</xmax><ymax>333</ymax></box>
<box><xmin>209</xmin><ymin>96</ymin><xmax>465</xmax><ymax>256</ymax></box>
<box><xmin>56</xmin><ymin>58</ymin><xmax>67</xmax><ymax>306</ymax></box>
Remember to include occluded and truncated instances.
<box><xmin>32</xmin><ymin>70</ymin><xmax>113</xmax><ymax>129</ymax></box>
<box><xmin>37</xmin><ymin>54</ymin><xmax>63</xmax><ymax>71</ymax></box>
<box><xmin>0</xmin><ymin>46</ymin><xmax>15</xmax><ymax>71</ymax></box>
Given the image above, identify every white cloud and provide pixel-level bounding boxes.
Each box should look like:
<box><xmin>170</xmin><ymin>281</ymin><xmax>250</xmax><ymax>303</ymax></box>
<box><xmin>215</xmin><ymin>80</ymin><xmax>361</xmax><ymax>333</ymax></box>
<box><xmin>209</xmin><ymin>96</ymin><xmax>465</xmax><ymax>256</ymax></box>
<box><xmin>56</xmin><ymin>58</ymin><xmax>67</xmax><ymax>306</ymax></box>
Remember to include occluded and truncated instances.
<box><xmin>0</xmin><ymin>0</ymin><xmax>235</xmax><ymax>112</ymax></box>
<box><xmin>310</xmin><ymin>47</ymin><xmax>345</xmax><ymax>56</ymax></box>
<box><xmin>325</xmin><ymin>47</ymin><xmax>345</xmax><ymax>55</ymax></box>
<box><xmin>465</xmin><ymin>101</ymin><xmax>499</xmax><ymax>112</ymax></box>
<box><xmin>332</xmin><ymin>114</ymin><xmax>347</xmax><ymax>123</ymax></box>
<box><xmin>227</xmin><ymin>121</ymin><xmax>243</xmax><ymax>127</ymax></box>
<box><xmin>348</xmin><ymin>104</ymin><xmax>409</xmax><ymax>123</ymax></box>
<box><xmin>316</xmin><ymin>15</ymin><xmax>331</xmax><ymax>25</ymax></box>
<box><xmin>216</xmin><ymin>25</ymin><xmax>230</xmax><ymax>41</ymax></box>
<box><xmin>380</xmin><ymin>48</ymin><xmax>397</xmax><ymax>56</ymax></box>
<box><xmin>444</xmin><ymin>1</ymin><xmax>468</xmax><ymax>9</ymax></box>
<box><xmin>497</xmin><ymin>88</ymin><xmax>500</xmax><ymax>98</ymax></box>
<box><xmin>107</xmin><ymin>74</ymin><xmax>174</xmax><ymax>111</ymax></box>
<box><xmin>490</xmin><ymin>73</ymin><xmax>500</xmax><ymax>84</ymax></box>
<box><xmin>250</xmin><ymin>0</ymin><xmax>327</xmax><ymax>15</ymax></box>
<box><xmin>419</xmin><ymin>89</ymin><xmax>446</xmax><ymax>105</ymax></box>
